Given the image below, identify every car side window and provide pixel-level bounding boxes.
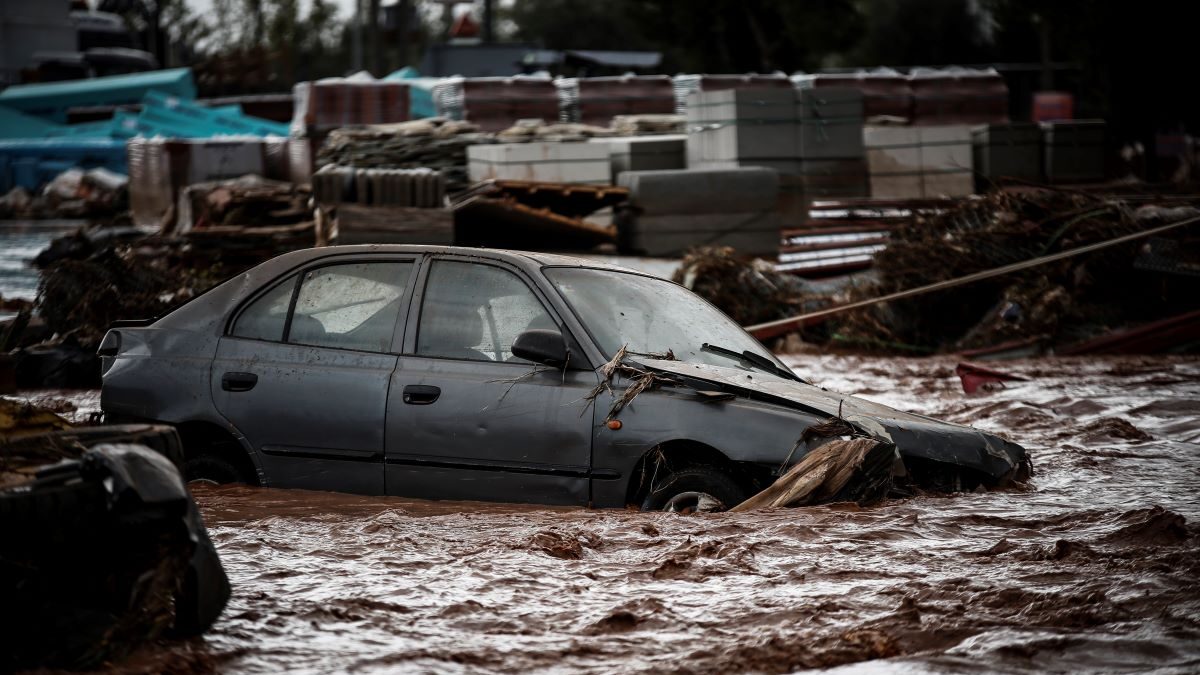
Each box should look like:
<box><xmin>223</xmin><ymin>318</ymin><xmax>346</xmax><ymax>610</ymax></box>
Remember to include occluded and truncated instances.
<box><xmin>417</xmin><ymin>261</ymin><xmax>554</xmax><ymax>362</ymax></box>
<box><xmin>287</xmin><ymin>262</ymin><xmax>413</xmax><ymax>352</ymax></box>
<box><xmin>231</xmin><ymin>275</ymin><xmax>296</xmax><ymax>341</ymax></box>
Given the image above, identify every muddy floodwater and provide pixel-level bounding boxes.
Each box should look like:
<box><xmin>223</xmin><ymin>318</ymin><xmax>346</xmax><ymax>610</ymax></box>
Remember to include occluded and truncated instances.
<box><xmin>59</xmin><ymin>355</ymin><xmax>1200</xmax><ymax>673</ymax></box>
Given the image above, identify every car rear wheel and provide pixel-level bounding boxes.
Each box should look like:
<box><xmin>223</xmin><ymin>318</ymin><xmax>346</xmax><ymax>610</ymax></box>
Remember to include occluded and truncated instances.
<box><xmin>641</xmin><ymin>466</ymin><xmax>748</xmax><ymax>512</ymax></box>
<box><xmin>183</xmin><ymin>453</ymin><xmax>251</xmax><ymax>485</ymax></box>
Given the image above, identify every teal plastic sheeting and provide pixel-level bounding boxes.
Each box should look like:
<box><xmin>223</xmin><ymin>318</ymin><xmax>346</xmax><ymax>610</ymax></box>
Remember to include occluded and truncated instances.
<box><xmin>0</xmin><ymin>105</ymin><xmax>65</xmax><ymax>139</ymax></box>
<box><xmin>387</xmin><ymin>67</ymin><xmax>440</xmax><ymax>120</ymax></box>
<box><xmin>141</xmin><ymin>91</ymin><xmax>289</xmax><ymax>136</ymax></box>
<box><xmin>0</xmin><ymin>68</ymin><xmax>196</xmax><ymax>123</ymax></box>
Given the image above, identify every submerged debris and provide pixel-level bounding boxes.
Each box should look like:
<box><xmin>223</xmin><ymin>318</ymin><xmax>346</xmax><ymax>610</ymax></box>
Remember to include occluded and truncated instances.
<box><xmin>734</xmin><ymin>437</ymin><xmax>895</xmax><ymax>511</ymax></box>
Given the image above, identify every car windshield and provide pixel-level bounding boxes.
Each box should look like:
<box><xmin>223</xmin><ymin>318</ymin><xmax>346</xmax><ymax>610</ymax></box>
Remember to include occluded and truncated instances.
<box><xmin>545</xmin><ymin>267</ymin><xmax>784</xmax><ymax>371</ymax></box>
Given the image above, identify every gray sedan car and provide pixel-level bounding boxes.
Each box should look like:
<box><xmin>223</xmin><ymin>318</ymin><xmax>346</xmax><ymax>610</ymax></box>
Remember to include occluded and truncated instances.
<box><xmin>99</xmin><ymin>245</ymin><xmax>1029</xmax><ymax>509</ymax></box>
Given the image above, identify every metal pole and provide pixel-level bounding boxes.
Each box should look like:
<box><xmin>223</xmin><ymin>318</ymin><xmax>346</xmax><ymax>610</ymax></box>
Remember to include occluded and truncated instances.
<box><xmin>352</xmin><ymin>0</ymin><xmax>364</xmax><ymax>72</ymax></box>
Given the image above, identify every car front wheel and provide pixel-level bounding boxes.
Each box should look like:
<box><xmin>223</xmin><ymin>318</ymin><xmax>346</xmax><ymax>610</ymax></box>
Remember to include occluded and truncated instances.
<box><xmin>640</xmin><ymin>466</ymin><xmax>748</xmax><ymax>512</ymax></box>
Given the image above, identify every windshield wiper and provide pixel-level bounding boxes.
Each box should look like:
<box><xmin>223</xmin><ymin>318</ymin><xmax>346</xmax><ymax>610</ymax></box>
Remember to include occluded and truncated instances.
<box><xmin>700</xmin><ymin>343</ymin><xmax>803</xmax><ymax>382</ymax></box>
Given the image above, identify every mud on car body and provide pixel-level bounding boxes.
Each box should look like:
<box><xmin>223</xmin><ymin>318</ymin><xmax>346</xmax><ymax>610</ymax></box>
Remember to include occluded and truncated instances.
<box><xmin>99</xmin><ymin>245</ymin><xmax>1029</xmax><ymax>509</ymax></box>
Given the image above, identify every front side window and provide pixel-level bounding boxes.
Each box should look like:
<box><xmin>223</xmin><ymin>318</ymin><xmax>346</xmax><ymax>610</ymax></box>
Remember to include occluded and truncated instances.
<box><xmin>230</xmin><ymin>261</ymin><xmax>413</xmax><ymax>353</ymax></box>
<box><xmin>417</xmin><ymin>261</ymin><xmax>554</xmax><ymax>362</ymax></box>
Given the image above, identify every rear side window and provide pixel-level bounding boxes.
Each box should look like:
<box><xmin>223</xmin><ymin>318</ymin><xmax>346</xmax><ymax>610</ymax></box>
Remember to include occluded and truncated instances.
<box><xmin>289</xmin><ymin>262</ymin><xmax>412</xmax><ymax>352</ymax></box>
<box><xmin>231</xmin><ymin>276</ymin><xmax>295</xmax><ymax>341</ymax></box>
<box><xmin>231</xmin><ymin>261</ymin><xmax>413</xmax><ymax>353</ymax></box>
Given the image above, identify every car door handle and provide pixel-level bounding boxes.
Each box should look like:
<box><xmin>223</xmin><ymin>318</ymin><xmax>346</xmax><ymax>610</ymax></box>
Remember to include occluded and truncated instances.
<box><xmin>402</xmin><ymin>384</ymin><xmax>440</xmax><ymax>405</ymax></box>
<box><xmin>221</xmin><ymin>372</ymin><xmax>258</xmax><ymax>392</ymax></box>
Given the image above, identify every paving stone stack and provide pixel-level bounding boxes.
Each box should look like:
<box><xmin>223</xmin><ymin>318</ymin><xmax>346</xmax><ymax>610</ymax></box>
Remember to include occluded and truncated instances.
<box><xmin>316</xmin><ymin>118</ymin><xmax>491</xmax><ymax>194</ymax></box>
<box><xmin>466</xmin><ymin>141</ymin><xmax>611</xmax><ymax>185</ymax></box>
<box><xmin>616</xmin><ymin>167</ymin><xmax>780</xmax><ymax>257</ymax></box>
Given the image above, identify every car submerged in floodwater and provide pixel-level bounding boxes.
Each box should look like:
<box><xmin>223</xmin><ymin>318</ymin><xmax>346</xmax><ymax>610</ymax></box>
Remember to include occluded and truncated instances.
<box><xmin>100</xmin><ymin>245</ymin><xmax>1029</xmax><ymax>510</ymax></box>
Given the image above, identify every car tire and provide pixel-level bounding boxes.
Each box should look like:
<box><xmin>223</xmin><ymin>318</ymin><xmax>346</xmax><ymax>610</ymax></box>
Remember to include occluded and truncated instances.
<box><xmin>184</xmin><ymin>453</ymin><xmax>251</xmax><ymax>485</ymax></box>
<box><xmin>641</xmin><ymin>465</ymin><xmax>748</xmax><ymax>512</ymax></box>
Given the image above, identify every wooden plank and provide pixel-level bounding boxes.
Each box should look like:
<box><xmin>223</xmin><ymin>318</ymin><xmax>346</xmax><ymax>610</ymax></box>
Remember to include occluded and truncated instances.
<box><xmin>335</xmin><ymin>204</ymin><xmax>454</xmax><ymax>245</ymax></box>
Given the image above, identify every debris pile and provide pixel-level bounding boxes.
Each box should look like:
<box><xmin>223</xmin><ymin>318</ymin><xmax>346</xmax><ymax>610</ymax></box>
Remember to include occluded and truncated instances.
<box><xmin>6</xmin><ymin>212</ymin><xmax>286</xmax><ymax>388</ymax></box>
<box><xmin>828</xmin><ymin>188</ymin><xmax>1200</xmax><ymax>353</ymax></box>
<box><xmin>672</xmin><ymin>246</ymin><xmax>817</xmax><ymax>326</ymax></box>
<box><xmin>175</xmin><ymin>177</ymin><xmax>315</xmax><ymax>266</ymax></box>
<box><xmin>0</xmin><ymin>168</ymin><xmax>128</xmax><ymax>220</ymax></box>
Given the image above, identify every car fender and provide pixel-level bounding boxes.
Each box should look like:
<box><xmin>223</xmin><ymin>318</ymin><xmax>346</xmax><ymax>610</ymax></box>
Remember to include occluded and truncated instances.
<box><xmin>589</xmin><ymin>385</ymin><xmax>826</xmax><ymax>507</ymax></box>
<box><xmin>100</xmin><ymin>325</ymin><xmax>266</xmax><ymax>478</ymax></box>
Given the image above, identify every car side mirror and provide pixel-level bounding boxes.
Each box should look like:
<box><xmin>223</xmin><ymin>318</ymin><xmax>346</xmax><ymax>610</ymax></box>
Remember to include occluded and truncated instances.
<box><xmin>512</xmin><ymin>329</ymin><xmax>568</xmax><ymax>368</ymax></box>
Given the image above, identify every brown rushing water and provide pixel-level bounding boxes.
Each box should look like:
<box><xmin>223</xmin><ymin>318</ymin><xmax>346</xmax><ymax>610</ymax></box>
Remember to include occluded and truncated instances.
<box><xmin>66</xmin><ymin>355</ymin><xmax>1200</xmax><ymax>673</ymax></box>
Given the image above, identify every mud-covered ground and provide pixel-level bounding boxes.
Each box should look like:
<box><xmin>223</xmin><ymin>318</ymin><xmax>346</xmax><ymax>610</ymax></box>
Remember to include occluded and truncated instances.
<box><xmin>30</xmin><ymin>355</ymin><xmax>1200</xmax><ymax>674</ymax></box>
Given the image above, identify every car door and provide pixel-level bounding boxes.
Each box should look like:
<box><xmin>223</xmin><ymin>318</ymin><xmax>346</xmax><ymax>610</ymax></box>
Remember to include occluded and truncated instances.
<box><xmin>385</xmin><ymin>257</ymin><xmax>599</xmax><ymax>505</ymax></box>
<box><xmin>211</xmin><ymin>257</ymin><xmax>417</xmax><ymax>495</ymax></box>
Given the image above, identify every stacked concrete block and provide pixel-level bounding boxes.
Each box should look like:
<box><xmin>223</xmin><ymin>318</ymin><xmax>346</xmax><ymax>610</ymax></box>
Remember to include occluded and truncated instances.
<box><xmin>1042</xmin><ymin>120</ymin><xmax>1106</xmax><ymax>184</ymax></box>
<box><xmin>865</xmin><ymin>125</ymin><xmax>974</xmax><ymax>199</ymax></box>
<box><xmin>971</xmin><ymin>123</ymin><xmax>1042</xmax><ymax>189</ymax></box>
<box><xmin>918</xmin><ymin>125</ymin><xmax>973</xmax><ymax>197</ymax></box>
<box><xmin>617</xmin><ymin>167</ymin><xmax>780</xmax><ymax>257</ymax></box>
<box><xmin>864</xmin><ymin>126</ymin><xmax>921</xmax><ymax>199</ymax></box>
<box><xmin>687</xmin><ymin>87</ymin><xmax>867</xmax><ymax>215</ymax></box>
<box><xmin>686</xmin><ymin>88</ymin><xmax>798</xmax><ymax>170</ymax></box>
<box><xmin>798</xmin><ymin>88</ymin><xmax>865</xmax><ymax>159</ymax></box>
<box><xmin>467</xmin><ymin>142</ymin><xmax>611</xmax><ymax>185</ymax></box>
<box><xmin>588</xmin><ymin>135</ymin><xmax>686</xmax><ymax>178</ymax></box>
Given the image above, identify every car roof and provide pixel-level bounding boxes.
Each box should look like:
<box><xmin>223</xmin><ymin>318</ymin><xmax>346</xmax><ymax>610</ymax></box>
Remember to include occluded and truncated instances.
<box><xmin>294</xmin><ymin>245</ymin><xmax>648</xmax><ymax>275</ymax></box>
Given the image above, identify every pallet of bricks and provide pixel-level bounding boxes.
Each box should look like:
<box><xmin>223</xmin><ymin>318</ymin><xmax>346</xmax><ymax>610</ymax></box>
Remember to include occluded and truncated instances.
<box><xmin>557</xmin><ymin>75</ymin><xmax>676</xmax><ymax>126</ymax></box>
<box><xmin>432</xmin><ymin>76</ymin><xmax>559</xmax><ymax>132</ymax></box>
<box><xmin>288</xmin><ymin>76</ymin><xmax>411</xmax><ymax>184</ymax></box>
<box><xmin>684</xmin><ymin>74</ymin><xmax>868</xmax><ymax>230</ymax></box>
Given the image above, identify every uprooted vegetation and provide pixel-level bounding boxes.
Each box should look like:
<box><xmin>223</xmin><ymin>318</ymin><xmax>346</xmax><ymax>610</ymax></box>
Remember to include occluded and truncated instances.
<box><xmin>683</xmin><ymin>187</ymin><xmax>1200</xmax><ymax>355</ymax></box>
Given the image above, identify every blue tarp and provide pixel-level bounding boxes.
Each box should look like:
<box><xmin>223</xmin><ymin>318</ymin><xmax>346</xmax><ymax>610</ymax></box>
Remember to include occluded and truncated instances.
<box><xmin>0</xmin><ymin>138</ymin><xmax>128</xmax><ymax>192</ymax></box>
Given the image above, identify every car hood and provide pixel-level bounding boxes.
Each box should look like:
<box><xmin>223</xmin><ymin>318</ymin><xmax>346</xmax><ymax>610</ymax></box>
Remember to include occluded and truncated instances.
<box><xmin>639</xmin><ymin>359</ymin><xmax>1028</xmax><ymax>481</ymax></box>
